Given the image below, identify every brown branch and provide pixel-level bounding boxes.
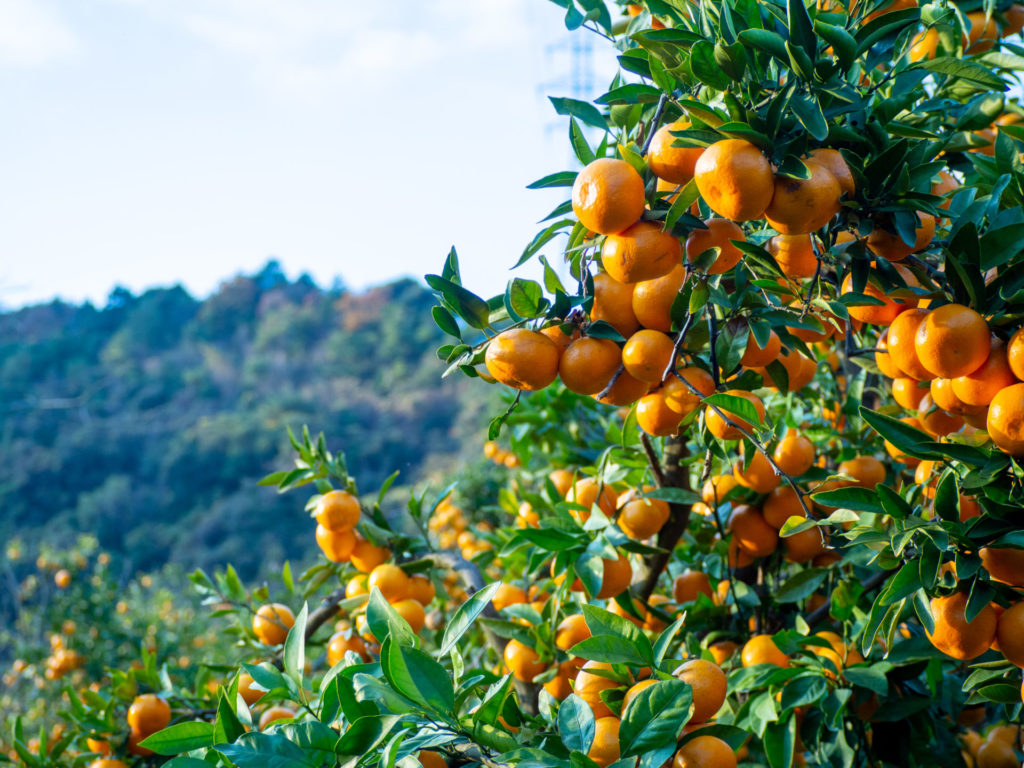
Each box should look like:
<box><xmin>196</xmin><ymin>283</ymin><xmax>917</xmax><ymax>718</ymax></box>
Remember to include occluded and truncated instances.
<box><xmin>639</xmin><ymin>435</ymin><xmax>691</xmax><ymax>601</ymax></box>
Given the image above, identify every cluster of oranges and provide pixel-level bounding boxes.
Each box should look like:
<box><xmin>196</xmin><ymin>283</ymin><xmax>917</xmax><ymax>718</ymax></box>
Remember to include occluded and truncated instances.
<box><xmin>961</xmin><ymin>723</ymin><xmax>1024</xmax><ymax>768</ymax></box>
<box><xmin>347</xmin><ymin>563</ymin><xmax>437</xmax><ymax>638</ymax></box>
<box><xmin>483</xmin><ymin>439</ymin><xmax>521</xmax><ymax>468</ymax></box>
<box><xmin>80</xmin><ymin>692</ymin><xmax>173</xmax><ymax>764</ymax></box>
<box><xmin>427</xmin><ymin>495</ymin><xmax>494</xmax><ymax>561</ymax></box>
<box><xmin>42</xmin><ymin>628</ymin><xmax>85</xmax><ymax>681</ymax></box>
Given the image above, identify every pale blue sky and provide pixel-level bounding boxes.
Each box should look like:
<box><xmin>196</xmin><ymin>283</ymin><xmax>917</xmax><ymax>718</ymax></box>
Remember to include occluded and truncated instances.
<box><xmin>0</xmin><ymin>0</ymin><xmax>616</xmax><ymax>308</ymax></box>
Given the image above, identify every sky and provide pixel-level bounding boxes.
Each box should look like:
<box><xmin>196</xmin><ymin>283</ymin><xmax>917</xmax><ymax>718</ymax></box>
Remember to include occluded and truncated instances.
<box><xmin>0</xmin><ymin>0</ymin><xmax>618</xmax><ymax>309</ymax></box>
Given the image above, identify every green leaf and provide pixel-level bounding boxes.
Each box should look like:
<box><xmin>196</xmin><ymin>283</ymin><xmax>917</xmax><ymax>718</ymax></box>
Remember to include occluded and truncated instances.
<box><xmin>791</xmin><ymin>92</ymin><xmax>829</xmax><ymax>142</ymax></box>
<box><xmin>704</xmin><ymin>393</ymin><xmax>764</xmax><ymax>430</ymax></box>
<box><xmin>440</xmin><ymin>582</ymin><xmax>502</xmax><ymax>656</ymax></box>
<box><xmin>425</xmin><ymin>275</ymin><xmax>491</xmax><ymax>330</ymax></box>
<box><xmin>558</xmin><ymin>695</ymin><xmax>596</xmax><ymax>754</ymax></box>
<box><xmin>764</xmin><ymin>717</ymin><xmax>796</xmax><ymax>768</ymax></box>
<box><xmin>859</xmin><ymin>407</ymin><xmax>933</xmax><ymax>459</ymax></box>
<box><xmin>917</xmin><ymin>57</ymin><xmax>1006</xmax><ymax>89</ymax></box>
<box><xmin>570</xmin><ymin>117</ymin><xmax>597</xmax><ymax>165</ymax></box>
<box><xmin>878</xmin><ymin>563</ymin><xmax>921</xmax><ymax>606</ymax></box>
<box><xmin>366</xmin><ymin>588</ymin><xmax>416</xmax><ymax>647</ymax></box>
<box><xmin>527</xmin><ymin>171</ymin><xmax>578</xmax><ymax>189</ymax></box>
<box><xmin>810</xmin><ymin>486</ymin><xmax>883</xmax><ymax>512</ymax></box>
<box><xmin>380</xmin><ymin>637</ymin><xmax>456</xmax><ymax>714</ymax></box>
<box><xmin>843</xmin><ymin>665</ymin><xmax>890</xmax><ymax>696</ymax></box>
<box><xmin>283</xmin><ymin>603</ymin><xmax>308</xmax><ymax>687</ymax></box>
<box><xmin>215</xmin><ymin>692</ymin><xmax>246</xmax><ymax>744</ymax></box>
<box><xmin>776</xmin><ymin>568</ymin><xmax>828</xmax><ymax>603</ymax></box>
<box><xmin>690</xmin><ymin>41</ymin><xmax>731</xmax><ymax>89</ymax></box>
<box><xmin>595</xmin><ymin>84</ymin><xmax>663</xmax><ymax>105</ymax></box>
<box><xmin>570</xmin><ymin>635</ymin><xmax>650</xmax><ymax>666</ymax></box>
<box><xmin>737</xmin><ymin>29</ymin><xmax>789</xmax><ymax>62</ymax></box>
<box><xmin>620</xmin><ymin>679</ymin><xmax>694</xmax><ymax>758</ymax></box>
<box><xmin>582</xmin><ymin>604</ymin><xmax>655</xmax><ymax>664</ymax></box>
<box><xmin>507</xmin><ymin>278</ymin><xmax>547</xmax><ymax>319</ymax></box>
<box><xmin>787</xmin><ymin>0</ymin><xmax>816</xmax><ymax>57</ymax></box>
<box><xmin>139</xmin><ymin>722</ymin><xmax>215</xmax><ymax>755</ymax></box>
<box><xmin>550</xmin><ymin>96</ymin><xmax>608</xmax><ymax>130</ymax></box>
<box><xmin>216</xmin><ymin>733</ymin><xmax>317</xmax><ymax>768</ymax></box>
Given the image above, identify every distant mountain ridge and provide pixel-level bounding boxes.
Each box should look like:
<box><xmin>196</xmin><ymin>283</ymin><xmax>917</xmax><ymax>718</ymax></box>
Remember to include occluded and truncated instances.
<box><xmin>0</xmin><ymin>261</ymin><xmax>486</xmax><ymax>579</ymax></box>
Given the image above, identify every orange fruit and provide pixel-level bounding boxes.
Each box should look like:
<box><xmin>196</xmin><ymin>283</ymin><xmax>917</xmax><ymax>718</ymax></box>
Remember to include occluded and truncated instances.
<box><xmin>932</xmin><ymin>171</ymin><xmax>960</xmax><ymax>212</ymax></box>
<box><xmin>875</xmin><ymin>330</ymin><xmax>901</xmax><ymax>378</ymax></box>
<box><xmin>647</xmin><ymin>121</ymin><xmax>704</xmax><ymax>183</ymax></box>
<box><xmin>574</xmin><ymin>660</ymin><xmax>620</xmax><ymax>717</ymax></box>
<box><xmin>770</xmin><ymin>348</ymin><xmax>818</xmax><ymax>392</ymax></box>
<box><xmin>741</xmin><ymin>635</ymin><xmax>789</xmax><ymax>667</ymax></box>
<box><xmin>314</xmin><ymin>490</ymin><xmax>361</xmax><ymax>531</ymax></box>
<box><xmin>765</xmin><ymin>161</ymin><xmax>841</xmax><ymax>235</ymax></box>
<box><xmin>708</xmin><ymin>641</ymin><xmax>739</xmax><ymax>664</ymax></box>
<box><xmin>572</xmin><ymin>158</ymin><xmax>646</xmax><ymax>236</ymax></box>
<box><xmin>327</xmin><ymin>632</ymin><xmax>370</xmax><ymax>665</ymax></box>
<box><xmin>673</xmin><ymin>735</ymin><xmax>737</xmax><ymax>768</ymax></box>
<box><xmin>592</xmin><ymin>271</ymin><xmax>640</xmax><ymax>338</ymax></box>
<box><xmin>808</xmin><ymin>148</ymin><xmax>855</xmax><ymax>196</ymax></box>
<box><xmin>544</xmin><ymin>660</ymin><xmax>578</xmax><ymax>700</ymax></box>
<box><xmin>567</xmin><ymin>477</ymin><xmax>618</xmax><ymax>518</ymax></box>
<box><xmin>633</xmin><ymin>264</ymin><xmax>687</xmax><ymax>332</ymax></box>
<box><xmin>559</xmin><ymin>337</ymin><xmax>622</xmax><ymax>394</ymax></box>
<box><xmin>892</xmin><ymin>377</ymin><xmax>928</xmax><ymax>411</ymax></box>
<box><xmin>840</xmin><ymin>266</ymin><xmax>917</xmax><ymax>326</ymax></box>
<box><xmin>705</xmin><ymin>389</ymin><xmax>765</xmax><ymax>440</ymax></box>
<box><xmin>623</xmin><ymin>679</ymin><xmax>658</xmax><ymax>711</ymax></box>
<box><xmin>763</xmin><ymin>486</ymin><xmax>805</xmax><ymax>529</ymax></box>
<box><xmin>784</xmin><ymin>526</ymin><xmax>827</xmax><ymax>563</ymax></box>
<box><xmin>54</xmin><ymin>569</ymin><xmax>71</xmax><ymax>589</ymax></box>
<box><xmin>549</xmin><ymin>468</ymin><xmax>576</xmax><ymax>497</ymax></box>
<box><xmin>986</xmin><ymin>382</ymin><xmax>1024</xmax><ymax>455</ymax></box>
<box><xmin>393</xmin><ymin>599</ymin><xmax>426</xmax><ymax>634</ymax></box>
<box><xmin>597</xmin><ymin>553</ymin><xmax>633</xmax><ymax>599</ymax></box>
<box><xmin>492</xmin><ymin>583</ymin><xmax>528</xmax><ymax>611</ymax></box>
<box><xmin>694</xmin><ymin>139</ymin><xmax>774</xmax><ymax>221</ymax></box>
<box><xmin>867</xmin><ymin>214</ymin><xmax>935</xmax><ymax>262</ymax></box>
<box><xmin>556</xmin><ymin>613</ymin><xmax>592</xmax><ymax>651</ymax></box>
<box><xmin>258</xmin><ymin>706</ymin><xmax>296</xmax><ymax>729</ymax></box>
<box><xmin>86</xmin><ymin>738</ymin><xmax>113</xmax><ymax>756</ymax></box>
<box><xmin>88</xmin><ymin>762</ymin><xmax>129</xmax><ymax>768</ymax></box>
<box><xmin>768</xmin><ymin>234</ymin><xmax>817</xmax><ymax>278</ymax></box>
<box><xmin>931</xmin><ymin>377</ymin><xmax>987</xmax><ymax>417</ymax></box>
<box><xmin>588</xmin><ymin>717</ymin><xmax>621</xmax><ymax>767</ymax></box>
<box><xmin>965</xmin><ymin>11</ymin><xmax>999</xmax><ymax>53</ymax></box>
<box><xmin>623</xmin><ymin>329</ymin><xmax>676</xmax><ymax>383</ymax></box>
<box><xmin>596</xmin><ymin>369</ymin><xmax>650</xmax><ymax>406</ymax></box>
<box><xmin>419</xmin><ymin>751</ymin><xmax>447</xmax><ymax>768</ymax></box>
<box><xmin>884</xmin><ymin>417</ymin><xmax>925</xmax><ymax>465</ymax></box>
<box><xmin>926</xmin><ymin>591</ymin><xmax>997</xmax><ymax>660</ymax></box>
<box><xmin>1004</xmin><ymin>4</ymin><xmax>1024</xmax><ymax>35</ymax></box>
<box><xmin>981</xmin><ymin>547</ymin><xmax>1024</xmax><ymax>586</ymax></box>
<box><xmin>773</xmin><ymin>433</ymin><xmax>815</xmax><ymax>476</ymax></box>
<box><xmin>637</xmin><ymin>391</ymin><xmax>684</xmax><ymax>436</ymax></box>
<box><xmin>485</xmin><ymin>329</ymin><xmax>561</xmax><ymax>391</ymax></box>
<box><xmin>673</xmin><ymin>570</ymin><xmax>713</xmax><ymax>603</ymax></box>
<box><xmin>618</xmin><ymin>496</ymin><xmax>670</xmax><ymax>539</ymax></box>
<box><xmin>909</xmin><ymin>27</ymin><xmax>939</xmax><ymax>60</ymax></box>
<box><xmin>252</xmin><ymin>603</ymin><xmax>295</xmax><ymax>646</ymax></box>
<box><xmin>914</xmin><ymin>304</ymin><xmax>990</xmax><ymax>378</ymax></box>
<box><xmin>976</xmin><ymin>739</ymin><xmax>1018</xmax><ymax>768</ymax></box>
<box><xmin>675</xmin><ymin>659</ymin><xmax>727</xmax><ymax>723</ymax></box>
<box><xmin>733</xmin><ymin>450</ymin><xmax>781</xmax><ymax>494</ymax></box>
<box><xmin>740</xmin><ymin>328</ymin><xmax>782</xmax><ymax>367</ymax></box>
<box><xmin>702</xmin><ymin>474</ymin><xmax>740</xmax><ymax>506</ymax></box>
<box><xmin>996</xmin><ymin>602</ymin><xmax>1024</xmax><ymax>667</ymax></box>
<box><xmin>602</xmin><ymin>221</ymin><xmax>682</xmax><ymax>284</ymax></box>
<box><xmin>886</xmin><ymin>308</ymin><xmax>933</xmax><ymax>380</ymax></box>
<box><xmin>368</xmin><ymin>564</ymin><xmax>410</xmax><ymax>603</ymax></box>
<box><xmin>127</xmin><ymin>694</ymin><xmax>171</xmax><ymax>737</ymax></box>
<box><xmin>408</xmin><ymin>574</ymin><xmax>436</xmax><ymax>606</ymax></box>
<box><xmin>237</xmin><ymin>673</ymin><xmax>265</xmax><ymax>706</ymax></box>
<box><xmin>686</xmin><ymin>218</ymin><xmax>745</xmax><ymax>274</ymax></box>
<box><xmin>729</xmin><ymin>505</ymin><xmax>778</xmax><ymax>557</ymax></box>
<box><xmin>1007</xmin><ymin>327</ymin><xmax>1024</xmax><ymax>380</ymax></box>
<box><xmin>953</xmin><ymin>337</ymin><xmax>1018</xmax><ymax>406</ymax></box>
<box><xmin>350</xmin><ymin>537</ymin><xmax>390</xmax><ymax>573</ymax></box>
<box><xmin>918</xmin><ymin>394</ymin><xmax>964</xmax><ymax>437</ymax></box>
<box><xmin>662</xmin><ymin>366</ymin><xmax>716</xmax><ymax>415</ymax></box>
<box><xmin>504</xmin><ymin>639</ymin><xmax>546</xmax><ymax>682</ymax></box>
<box><xmin>316</xmin><ymin>525</ymin><xmax>356</xmax><ymax>563</ymax></box>
<box><xmin>838</xmin><ymin>456</ymin><xmax>885</xmax><ymax>489</ymax></box>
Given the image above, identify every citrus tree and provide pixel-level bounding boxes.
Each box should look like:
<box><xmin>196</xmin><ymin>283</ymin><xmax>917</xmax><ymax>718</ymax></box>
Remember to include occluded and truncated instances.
<box><xmin>12</xmin><ymin>0</ymin><xmax>1024</xmax><ymax>767</ymax></box>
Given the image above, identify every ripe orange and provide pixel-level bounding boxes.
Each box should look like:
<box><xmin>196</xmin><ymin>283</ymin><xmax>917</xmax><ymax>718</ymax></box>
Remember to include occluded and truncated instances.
<box><xmin>632</xmin><ymin>264</ymin><xmax>687</xmax><ymax>332</ymax></box>
<box><xmin>884</xmin><ymin>417</ymin><xmax>925</xmax><ymax>465</ymax></box>
<box><xmin>350</xmin><ymin>537</ymin><xmax>390</xmax><ymax>573</ymax></box>
<box><xmin>419</xmin><ymin>751</ymin><xmax>447</xmax><ymax>768</ymax></box>
<box><xmin>767</xmin><ymin>234</ymin><xmax>817</xmax><ymax>278</ymax></box>
<box><xmin>327</xmin><ymin>632</ymin><xmax>370</xmax><ymax>665</ymax></box>
<box><xmin>918</xmin><ymin>394</ymin><xmax>964</xmax><ymax>437</ymax></box>
<box><xmin>981</xmin><ymin>547</ymin><xmax>1024</xmax><ymax>586</ymax></box>
<box><xmin>891</xmin><ymin>377</ymin><xmax>928</xmax><ymax>411</ymax></box>
<box><xmin>316</xmin><ymin>525</ymin><xmax>356</xmax><ymax>563</ymax></box>
<box><xmin>252</xmin><ymin>603</ymin><xmax>295</xmax><ymax>646</ymax></box>
<box><xmin>592</xmin><ymin>271</ymin><xmax>640</xmax><ymax>338</ymax></box>
<box><xmin>127</xmin><ymin>731</ymin><xmax>153</xmax><ymax>757</ymax></box>
<box><xmin>702</xmin><ymin>474</ymin><xmax>740</xmax><ymax>506</ymax></box>
<box><xmin>258</xmin><ymin>706</ymin><xmax>296</xmax><ymax>729</ymax></box>
<box><xmin>996</xmin><ymin>602</ymin><xmax>1024</xmax><ymax>667</ymax></box>
<box><xmin>588</xmin><ymin>716</ymin><xmax>621</xmax><ymax>767</ymax></box>
<box><xmin>572</xmin><ymin>158</ymin><xmax>646</xmax><ymax>236</ymax></box>
<box><xmin>603</xmin><ymin>221</ymin><xmax>682</xmax><ymax>284</ymax></box>
<box><xmin>741</xmin><ymin>634</ymin><xmax>789</xmax><ymax>667</ymax></box>
<box><xmin>408</xmin><ymin>574</ymin><xmax>436</xmax><ymax>606</ymax></box>
<box><xmin>54</xmin><ymin>569</ymin><xmax>71</xmax><ymax>589</ymax></box>
<box><xmin>926</xmin><ymin>591</ymin><xmax>997</xmax><ymax>660</ymax></box>
<box><xmin>931</xmin><ymin>377</ymin><xmax>987</xmax><ymax>418</ymax></box>
<box><xmin>556</xmin><ymin>613</ymin><xmax>591</xmax><ymax>651</ymax></box>
<box><xmin>986</xmin><ymin>382</ymin><xmax>1024</xmax><ymax>455</ymax></box>
<box><xmin>673</xmin><ymin>570</ymin><xmax>713</xmax><ymax>603</ymax></box>
<box><xmin>549</xmin><ymin>468</ymin><xmax>576</xmax><ymax>497</ymax></box>
<box><xmin>914</xmin><ymin>304</ymin><xmax>990</xmax><ymax>378</ymax></box>
<box><xmin>932</xmin><ymin>171</ymin><xmax>960</xmax><ymax>211</ymax></box>
<box><xmin>485</xmin><ymin>329</ymin><xmax>561</xmax><ymax>391</ymax></box>
<box><xmin>875</xmin><ymin>330</ymin><xmax>901</xmax><ymax>377</ymax></box>
<box><xmin>596</xmin><ymin>369</ymin><xmax>650</xmax><ymax>406</ymax></box>
<box><xmin>886</xmin><ymin>308</ymin><xmax>933</xmax><ymax>380</ymax></box>
<box><xmin>693</xmin><ymin>139</ymin><xmax>775</xmax><ymax>221</ymax></box>
<box><xmin>544</xmin><ymin>660</ymin><xmax>579</xmax><ymax>700</ymax></box>
<box><xmin>597</xmin><ymin>553</ymin><xmax>633</xmax><ymax>599</ymax></box>
<box><xmin>773</xmin><ymin>432</ymin><xmax>815</xmax><ymax>476</ymax></box>
<box><xmin>393</xmin><ymin>599</ymin><xmax>426</xmax><ymax>633</ymax></box>
<box><xmin>840</xmin><ymin>266</ymin><xmax>917</xmax><ymax>325</ymax></box>
<box><xmin>837</xmin><ymin>456</ymin><xmax>885</xmax><ymax>489</ymax></box>
<box><xmin>314</xmin><ymin>490</ymin><xmax>361</xmax><ymax>531</ymax></box>
<box><xmin>976</xmin><ymin>739</ymin><xmax>1018</xmax><ymax>768</ymax></box>
<box><xmin>1008</xmin><ymin>328</ymin><xmax>1024</xmax><ymax>381</ymax></box>
<box><xmin>1004</xmin><ymin>4</ymin><xmax>1024</xmax><ymax>35</ymax></box>
<box><xmin>705</xmin><ymin>390</ymin><xmax>765</xmax><ymax>440</ymax></box>
<box><xmin>765</xmin><ymin>162</ymin><xmax>841</xmax><ymax>235</ymax></box>
<box><xmin>675</xmin><ymin>659</ymin><xmax>727</xmax><ymax>723</ymax></box>
<box><xmin>618</xmin><ymin>496</ymin><xmax>670</xmax><ymax>539</ymax></box>
<box><xmin>623</xmin><ymin>678</ymin><xmax>658</xmax><ymax>711</ymax></box>
<box><xmin>685</xmin><ymin>218</ymin><xmax>745</xmax><ymax>274</ymax></box>
<box><xmin>867</xmin><ymin>214</ymin><xmax>935</xmax><ymax>261</ymax></box>
<box><xmin>637</xmin><ymin>391</ymin><xmax>684</xmax><ymax>436</ymax></box>
<box><xmin>662</xmin><ymin>367</ymin><xmax>716</xmax><ymax>415</ymax></box>
<box><xmin>623</xmin><ymin>329</ymin><xmax>676</xmax><ymax>383</ymax></box>
<box><xmin>493</xmin><ymin>583</ymin><xmax>528</xmax><ymax>611</ymax></box>
<box><xmin>504</xmin><ymin>639</ymin><xmax>546</xmax><ymax>682</ymax></box>
<box><xmin>729</xmin><ymin>505</ymin><xmax>778</xmax><ymax>557</ymax></box>
<box><xmin>368</xmin><ymin>564</ymin><xmax>410</xmax><ymax>603</ymax></box>
<box><xmin>763</xmin><ymin>486</ymin><xmax>805</xmax><ymax>529</ymax></box>
<box><xmin>708</xmin><ymin>641</ymin><xmax>739</xmax><ymax>664</ymax></box>
<box><xmin>559</xmin><ymin>337</ymin><xmax>622</xmax><ymax>394</ymax></box>
<box><xmin>673</xmin><ymin>735</ymin><xmax>737</xmax><ymax>768</ymax></box>
<box><xmin>127</xmin><ymin>694</ymin><xmax>171</xmax><ymax>737</ymax></box>
<box><xmin>88</xmin><ymin>761</ymin><xmax>128</xmax><ymax>768</ymax></box>
<box><xmin>784</xmin><ymin>526</ymin><xmax>827</xmax><ymax>563</ymax></box>
<box><xmin>770</xmin><ymin>348</ymin><xmax>817</xmax><ymax>392</ymax></box>
<box><xmin>808</xmin><ymin>148</ymin><xmax>855</xmax><ymax>196</ymax></box>
<box><xmin>953</xmin><ymin>337</ymin><xmax>1018</xmax><ymax>406</ymax></box>
<box><xmin>733</xmin><ymin>450</ymin><xmax>780</xmax><ymax>494</ymax></box>
<box><xmin>740</xmin><ymin>328</ymin><xmax>782</xmax><ymax>367</ymax></box>
<box><xmin>965</xmin><ymin>11</ymin><xmax>999</xmax><ymax>53</ymax></box>
<box><xmin>574</xmin><ymin>660</ymin><xmax>620</xmax><ymax>717</ymax></box>
<box><xmin>567</xmin><ymin>477</ymin><xmax>618</xmax><ymax>518</ymax></box>
<box><xmin>647</xmin><ymin>121</ymin><xmax>704</xmax><ymax>183</ymax></box>
<box><xmin>86</xmin><ymin>738</ymin><xmax>113</xmax><ymax>756</ymax></box>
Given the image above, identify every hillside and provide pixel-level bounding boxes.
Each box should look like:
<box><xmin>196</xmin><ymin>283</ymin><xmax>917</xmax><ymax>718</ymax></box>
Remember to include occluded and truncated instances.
<box><xmin>0</xmin><ymin>262</ymin><xmax>491</xmax><ymax>579</ymax></box>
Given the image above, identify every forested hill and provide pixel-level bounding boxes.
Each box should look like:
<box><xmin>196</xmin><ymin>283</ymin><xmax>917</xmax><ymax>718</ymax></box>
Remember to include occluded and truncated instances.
<box><xmin>0</xmin><ymin>262</ymin><xmax>489</xmax><ymax>577</ymax></box>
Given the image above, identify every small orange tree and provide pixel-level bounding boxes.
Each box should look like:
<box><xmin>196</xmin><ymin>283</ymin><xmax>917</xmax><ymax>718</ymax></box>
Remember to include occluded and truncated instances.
<box><xmin>12</xmin><ymin>1</ymin><xmax>1024</xmax><ymax>767</ymax></box>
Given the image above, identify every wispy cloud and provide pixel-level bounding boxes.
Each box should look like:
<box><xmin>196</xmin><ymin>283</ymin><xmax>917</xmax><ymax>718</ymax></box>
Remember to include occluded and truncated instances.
<box><xmin>0</xmin><ymin>0</ymin><xmax>78</xmax><ymax>67</ymax></box>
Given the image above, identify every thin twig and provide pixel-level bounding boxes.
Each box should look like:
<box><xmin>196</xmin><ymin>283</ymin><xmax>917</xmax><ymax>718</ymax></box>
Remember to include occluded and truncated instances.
<box><xmin>596</xmin><ymin>365</ymin><xmax>625</xmax><ymax>401</ymax></box>
<box><xmin>660</xmin><ymin>311</ymin><xmax>696</xmax><ymax>384</ymax></box>
<box><xmin>639</xmin><ymin>433</ymin><xmax>668</xmax><ymax>488</ymax></box>
<box><xmin>640</xmin><ymin>93</ymin><xmax>669</xmax><ymax>155</ymax></box>
<box><xmin>707</xmin><ymin>311</ymin><xmax>721</xmax><ymax>388</ymax></box>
